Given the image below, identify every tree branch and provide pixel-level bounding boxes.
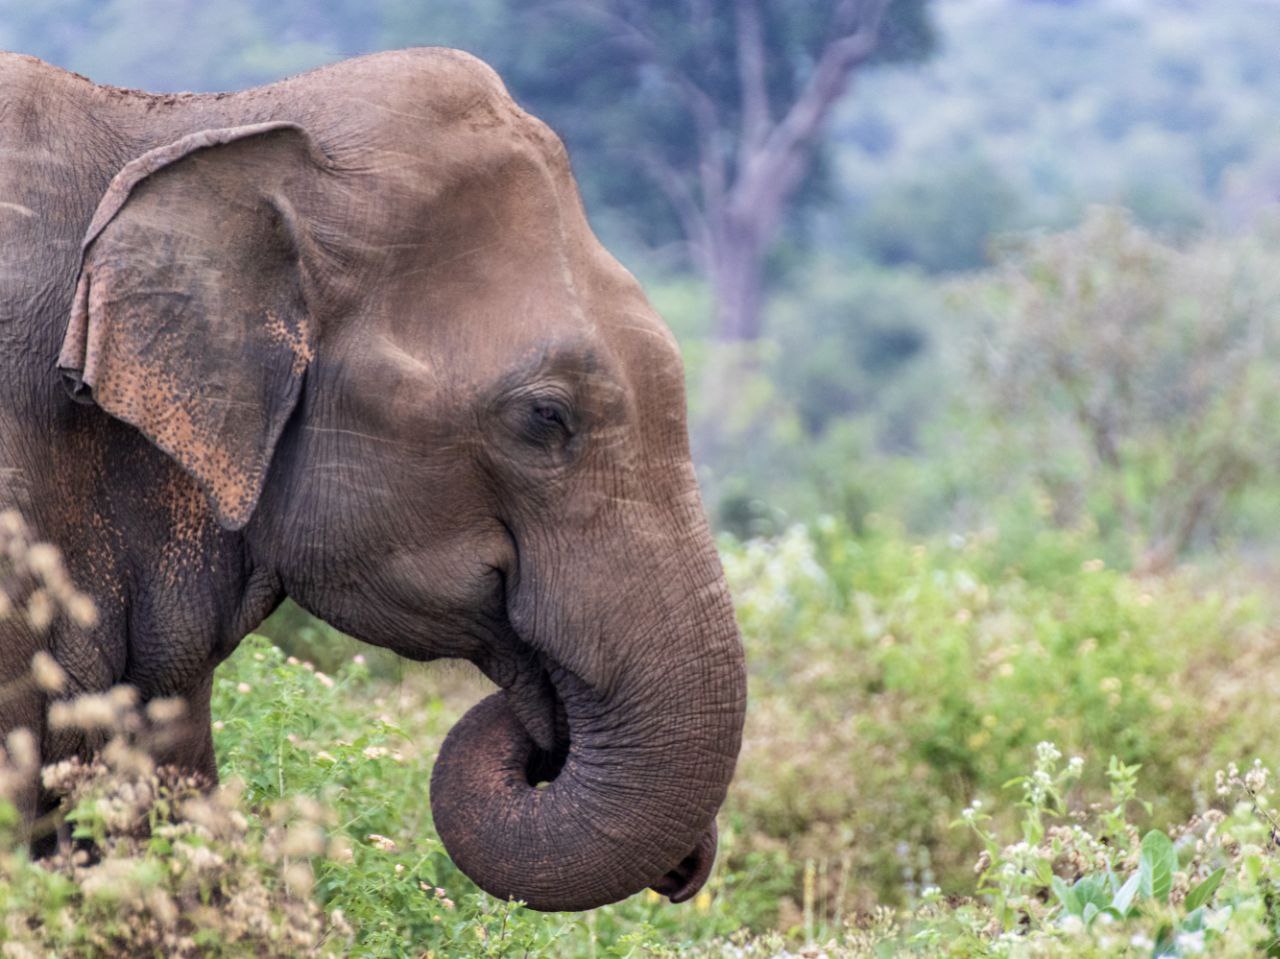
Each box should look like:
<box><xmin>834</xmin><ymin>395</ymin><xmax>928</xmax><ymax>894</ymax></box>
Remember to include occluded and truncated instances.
<box><xmin>636</xmin><ymin>148</ymin><xmax>715</xmax><ymax>276</ymax></box>
<box><xmin>732</xmin><ymin>0</ymin><xmax>891</xmax><ymax>221</ymax></box>
<box><xmin>735</xmin><ymin>0</ymin><xmax>771</xmax><ymax>154</ymax></box>
<box><xmin>548</xmin><ymin>0</ymin><xmax>729</xmax><ymax>235</ymax></box>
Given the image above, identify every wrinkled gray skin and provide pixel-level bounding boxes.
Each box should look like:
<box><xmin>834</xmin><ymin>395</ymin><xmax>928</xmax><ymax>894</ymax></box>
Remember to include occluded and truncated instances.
<box><xmin>0</xmin><ymin>49</ymin><xmax>746</xmax><ymax>911</ymax></box>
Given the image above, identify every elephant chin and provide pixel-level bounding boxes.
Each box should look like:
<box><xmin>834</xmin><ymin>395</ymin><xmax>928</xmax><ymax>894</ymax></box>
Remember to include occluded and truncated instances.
<box><xmin>429</xmin><ymin>687</ymin><xmax>724</xmax><ymax>912</ymax></box>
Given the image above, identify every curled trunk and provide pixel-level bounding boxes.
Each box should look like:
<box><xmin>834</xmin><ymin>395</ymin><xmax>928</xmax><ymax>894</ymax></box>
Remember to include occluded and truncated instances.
<box><xmin>430</xmin><ymin>617</ymin><xmax>745</xmax><ymax>911</ymax></box>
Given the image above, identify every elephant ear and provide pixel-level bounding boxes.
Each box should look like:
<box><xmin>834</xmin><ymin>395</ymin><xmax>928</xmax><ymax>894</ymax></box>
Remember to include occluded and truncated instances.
<box><xmin>59</xmin><ymin>122</ymin><xmax>329</xmax><ymax>530</ymax></box>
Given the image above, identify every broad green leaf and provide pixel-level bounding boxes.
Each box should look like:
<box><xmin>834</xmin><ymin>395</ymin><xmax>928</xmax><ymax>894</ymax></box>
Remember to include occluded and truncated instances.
<box><xmin>1082</xmin><ymin>901</ymin><xmax>1100</xmax><ymax>926</ymax></box>
<box><xmin>1107</xmin><ymin>867</ymin><xmax>1124</xmax><ymax>896</ymax></box>
<box><xmin>1033</xmin><ymin>858</ymin><xmax>1055</xmax><ymax>886</ymax></box>
<box><xmin>1185</xmin><ymin>867</ymin><xmax>1225</xmax><ymax>912</ymax></box>
<box><xmin>1111</xmin><ymin>870</ymin><xmax>1142</xmax><ymax>915</ymax></box>
<box><xmin>1139</xmin><ymin>830</ymin><xmax>1176</xmax><ymax>903</ymax></box>
<box><xmin>1051</xmin><ymin>876</ymin><xmax>1079</xmax><ymax>915</ymax></box>
<box><xmin>1076</xmin><ymin>874</ymin><xmax>1112</xmax><ymax>913</ymax></box>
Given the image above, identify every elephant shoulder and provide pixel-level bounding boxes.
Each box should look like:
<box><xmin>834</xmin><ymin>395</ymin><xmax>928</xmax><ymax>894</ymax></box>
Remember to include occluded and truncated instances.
<box><xmin>0</xmin><ymin>53</ymin><xmax>99</xmax><ymax>130</ymax></box>
<box><xmin>0</xmin><ymin>57</ymin><xmax>107</xmax><ymax>363</ymax></box>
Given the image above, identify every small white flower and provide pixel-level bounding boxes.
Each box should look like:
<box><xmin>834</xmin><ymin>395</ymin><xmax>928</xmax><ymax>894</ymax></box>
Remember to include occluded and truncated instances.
<box><xmin>1246</xmin><ymin>760</ymin><xmax>1270</xmax><ymax>794</ymax></box>
<box><xmin>1035</xmin><ymin>741</ymin><xmax>1062</xmax><ymax>764</ymax></box>
<box><xmin>30</xmin><ymin>651</ymin><xmax>66</xmax><ymax>692</ymax></box>
<box><xmin>367</xmin><ymin>833</ymin><xmax>397</xmax><ymax>852</ymax></box>
<box><xmin>1175</xmin><ymin>930</ymin><xmax>1205</xmax><ymax>954</ymax></box>
<box><xmin>1060</xmin><ymin>914</ymin><xmax>1084</xmax><ymax>934</ymax></box>
<box><xmin>145</xmin><ymin>697</ymin><xmax>187</xmax><ymax>725</ymax></box>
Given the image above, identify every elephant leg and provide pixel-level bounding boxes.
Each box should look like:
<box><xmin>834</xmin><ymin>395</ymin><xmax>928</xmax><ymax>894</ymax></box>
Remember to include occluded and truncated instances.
<box><xmin>147</xmin><ymin>673</ymin><xmax>218</xmax><ymax>785</ymax></box>
<box><xmin>3</xmin><ymin>688</ymin><xmax>50</xmax><ymax>852</ymax></box>
<box><xmin>9</xmin><ymin>711</ymin><xmax>44</xmax><ymax>831</ymax></box>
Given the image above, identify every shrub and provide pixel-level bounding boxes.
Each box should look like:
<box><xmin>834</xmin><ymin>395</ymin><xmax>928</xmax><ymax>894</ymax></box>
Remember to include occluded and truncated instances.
<box><xmin>0</xmin><ymin>511</ymin><xmax>347</xmax><ymax>957</ymax></box>
<box><xmin>963</xmin><ymin>208</ymin><xmax>1280</xmax><ymax>571</ymax></box>
<box><xmin>719</xmin><ymin>518</ymin><xmax>1275</xmax><ymax>920</ymax></box>
<box><xmin>689</xmin><ymin>748</ymin><xmax>1280</xmax><ymax>957</ymax></box>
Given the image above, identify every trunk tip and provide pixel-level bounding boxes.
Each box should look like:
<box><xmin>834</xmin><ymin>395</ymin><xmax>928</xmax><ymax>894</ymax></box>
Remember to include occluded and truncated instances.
<box><xmin>647</xmin><ymin>821</ymin><xmax>718</xmax><ymax>904</ymax></box>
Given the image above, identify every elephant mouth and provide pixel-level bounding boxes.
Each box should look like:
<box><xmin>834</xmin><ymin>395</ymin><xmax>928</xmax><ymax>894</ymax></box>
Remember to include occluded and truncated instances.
<box><xmin>504</xmin><ymin>657</ymin><xmax>569</xmax><ymax>785</ymax></box>
<box><xmin>496</xmin><ymin>646</ymin><xmax>568</xmax><ymax>765</ymax></box>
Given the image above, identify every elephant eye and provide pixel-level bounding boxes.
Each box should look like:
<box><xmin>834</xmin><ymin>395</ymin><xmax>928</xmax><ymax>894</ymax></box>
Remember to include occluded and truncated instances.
<box><xmin>533</xmin><ymin>404</ymin><xmax>562</xmax><ymax>426</ymax></box>
<box><xmin>523</xmin><ymin>399</ymin><xmax>573</xmax><ymax>447</ymax></box>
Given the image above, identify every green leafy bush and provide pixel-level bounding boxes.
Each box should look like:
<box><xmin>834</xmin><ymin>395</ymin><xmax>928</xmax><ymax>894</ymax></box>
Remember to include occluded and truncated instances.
<box><xmin>688</xmin><ymin>749</ymin><xmax>1280</xmax><ymax>958</ymax></box>
<box><xmin>962</xmin><ymin>208</ymin><xmax>1280</xmax><ymax>572</ymax></box>
<box><xmin>716</xmin><ymin>517</ymin><xmax>1280</xmax><ymax>930</ymax></box>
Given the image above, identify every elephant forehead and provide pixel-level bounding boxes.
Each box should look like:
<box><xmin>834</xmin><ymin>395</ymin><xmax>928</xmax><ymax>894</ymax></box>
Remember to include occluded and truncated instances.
<box><xmin>359</xmin><ymin>226</ymin><xmax>594</xmax><ymax>381</ymax></box>
<box><xmin>346</xmin><ymin>264</ymin><xmax>684</xmax><ymax>439</ymax></box>
<box><xmin>348</xmin><ymin>328</ymin><xmax>617</xmax><ymax>423</ymax></box>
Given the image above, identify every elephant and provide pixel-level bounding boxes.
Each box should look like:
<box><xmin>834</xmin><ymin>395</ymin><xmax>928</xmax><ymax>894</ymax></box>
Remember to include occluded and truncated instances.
<box><xmin>0</xmin><ymin>48</ymin><xmax>746</xmax><ymax>912</ymax></box>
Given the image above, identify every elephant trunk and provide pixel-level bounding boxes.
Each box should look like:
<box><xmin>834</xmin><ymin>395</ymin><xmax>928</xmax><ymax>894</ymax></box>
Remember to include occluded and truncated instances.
<box><xmin>429</xmin><ymin>562</ymin><xmax>746</xmax><ymax>912</ymax></box>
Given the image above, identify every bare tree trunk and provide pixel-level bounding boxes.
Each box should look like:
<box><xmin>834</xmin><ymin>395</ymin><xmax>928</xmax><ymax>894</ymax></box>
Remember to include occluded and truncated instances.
<box><xmin>712</xmin><ymin>218</ymin><xmax>765</xmax><ymax>342</ymax></box>
<box><xmin>693</xmin><ymin>215</ymin><xmax>768</xmax><ymax>479</ymax></box>
<box><xmin>595</xmin><ymin>0</ymin><xmax>895</xmax><ymax>472</ymax></box>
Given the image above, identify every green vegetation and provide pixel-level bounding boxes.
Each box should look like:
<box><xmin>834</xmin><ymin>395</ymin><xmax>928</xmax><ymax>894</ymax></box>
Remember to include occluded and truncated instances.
<box><xmin>685</xmin><ymin>211</ymin><xmax>1280</xmax><ymax>568</ymax></box>
<box><xmin>7</xmin><ymin>519</ymin><xmax>1280</xmax><ymax>955</ymax></box>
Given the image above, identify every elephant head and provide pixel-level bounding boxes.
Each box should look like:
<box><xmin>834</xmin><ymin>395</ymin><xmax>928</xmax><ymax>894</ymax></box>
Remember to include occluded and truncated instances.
<box><xmin>55</xmin><ymin>50</ymin><xmax>746</xmax><ymax>911</ymax></box>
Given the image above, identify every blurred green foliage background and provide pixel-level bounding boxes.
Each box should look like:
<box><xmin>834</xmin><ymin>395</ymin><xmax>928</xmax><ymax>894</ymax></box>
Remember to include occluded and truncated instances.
<box><xmin>8</xmin><ymin>0</ymin><xmax>1280</xmax><ymax>565</ymax></box>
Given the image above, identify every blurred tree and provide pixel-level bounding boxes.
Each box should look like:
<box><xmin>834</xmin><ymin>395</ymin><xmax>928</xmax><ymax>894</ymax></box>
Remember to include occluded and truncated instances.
<box><xmin>853</xmin><ymin>151</ymin><xmax>1021</xmax><ymax>273</ymax></box>
<box><xmin>6</xmin><ymin>0</ymin><xmax>933</xmax><ymax>345</ymax></box>
<box><xmin>967</xmin><ymin>208</ymin><xmax>1280</xmax><ymax>572</ymax></box>
<box><xmin>485</xmin><ymin>0</ymin><xmax>935</xmax><ymax>344</ymax></box>
<box><xmin>770</xmin><ymin>263</ymin><xmax>937</xmax><ymax>439</ymax></box>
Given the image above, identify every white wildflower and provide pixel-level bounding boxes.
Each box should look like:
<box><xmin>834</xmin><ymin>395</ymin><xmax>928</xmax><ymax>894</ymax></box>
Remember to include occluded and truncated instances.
<box><xmin>30</xmin><ymin>650</ymin><xmax>66</xmax><ymax>692</ymax></box>
<box><xmin>367</xmin><ymin>833</ymin><xmax>397</xmax><ymax>853</ymax></box>
<box><xmin>1035</xmin><ymin>741</ymin><xmax>1061</xmax><ymax>765</ymax></box>
<box><xmin>145</xmin><ymin>697</ymin><xmax>187</xmax><ymax>725</ymax></box>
